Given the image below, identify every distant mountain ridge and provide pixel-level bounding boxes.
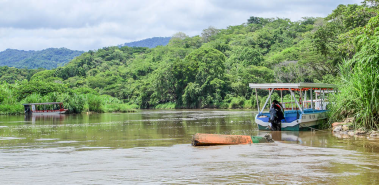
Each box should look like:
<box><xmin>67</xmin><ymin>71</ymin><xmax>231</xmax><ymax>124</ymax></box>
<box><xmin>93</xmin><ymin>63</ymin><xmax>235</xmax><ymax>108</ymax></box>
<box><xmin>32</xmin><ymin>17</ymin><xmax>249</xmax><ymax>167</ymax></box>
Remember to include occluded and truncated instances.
<box><xmin>0</xmin><ymin>37</ymin><xmax>170</xmax><ymax>70</ymax></box>
<box><xmin>119</xmin><ymin>37</ymin><xmax>171</xmax><ymax>48</ymax></box>
<box><xmin>0</xmin><ymin>48</ymin><xmax>84</xmax><ymax>69</ymax></box>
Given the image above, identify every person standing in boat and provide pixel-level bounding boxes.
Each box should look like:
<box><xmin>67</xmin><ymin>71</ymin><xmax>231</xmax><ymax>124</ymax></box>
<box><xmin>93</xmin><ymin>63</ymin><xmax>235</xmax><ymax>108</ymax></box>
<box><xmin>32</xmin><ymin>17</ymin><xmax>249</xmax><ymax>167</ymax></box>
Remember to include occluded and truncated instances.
<box><xmin>269</xmin><ymin>100</ymin><xmax>284</xmax><ymax>131</ymax></box>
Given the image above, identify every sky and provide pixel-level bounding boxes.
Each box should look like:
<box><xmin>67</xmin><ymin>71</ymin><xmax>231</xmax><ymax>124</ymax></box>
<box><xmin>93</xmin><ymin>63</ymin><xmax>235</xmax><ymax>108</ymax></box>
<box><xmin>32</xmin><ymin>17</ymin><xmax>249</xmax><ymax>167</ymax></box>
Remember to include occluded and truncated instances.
<box><xmin>0</xmin><ymin>0</ymin><xmax>362</xmax><ymax>52</ymax></box>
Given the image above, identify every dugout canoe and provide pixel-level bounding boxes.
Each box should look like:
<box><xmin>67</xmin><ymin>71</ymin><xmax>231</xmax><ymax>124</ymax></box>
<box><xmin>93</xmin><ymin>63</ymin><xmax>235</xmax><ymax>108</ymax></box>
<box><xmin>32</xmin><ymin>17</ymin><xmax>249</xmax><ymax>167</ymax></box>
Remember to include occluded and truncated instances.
<box><xmin>191</xmin><ymin>133</ymin><xmax>273</xmax><ymax>146</ymax></box>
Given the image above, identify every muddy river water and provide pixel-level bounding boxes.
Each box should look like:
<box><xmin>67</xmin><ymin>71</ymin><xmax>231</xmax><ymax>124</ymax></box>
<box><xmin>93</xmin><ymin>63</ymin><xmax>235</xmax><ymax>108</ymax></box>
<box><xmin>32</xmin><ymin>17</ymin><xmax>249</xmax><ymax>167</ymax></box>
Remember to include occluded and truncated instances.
<box><xmin>0</xmin><ymin>110</ymin><xmax>379</xmax><ymax>184</ymax></box>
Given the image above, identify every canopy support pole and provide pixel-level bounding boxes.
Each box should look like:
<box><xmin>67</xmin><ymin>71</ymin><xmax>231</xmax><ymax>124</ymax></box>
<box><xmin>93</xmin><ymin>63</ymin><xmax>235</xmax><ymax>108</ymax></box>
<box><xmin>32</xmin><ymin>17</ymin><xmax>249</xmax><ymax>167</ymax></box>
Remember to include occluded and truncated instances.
<box><xmin>300</xmin><ymin>88</ymin><xmax>303</xmax><ymax>111</ymax></box>
<box><xmin>260</xmin><ymin>88</ymin><xmax>274</xmax><ymax>114</ymax></box>
<box><xmin>255</xmin><ymin>88</ymin><xmax>260</xmax><ymax>112</ymax></box>
<box><xmin>289</xmin><ymin>88</ymin><xmax>303</xmax><ymax>114</ymax></box>
<box><xmin>322</xmin><ymin>89</ymin><xmax>325</xmax><ymax>110</ymax></box>
<box><xmin>280</xmin><ymin>90</ymin><xmax>283</xmax><ymax>105</ymax></box>
<box><xmin>310</xmin><ymin>88</ymin><xmax>313</xmax><ymax>111</ymax></box>
<box><xmin>316</xmin><ymin>89</ymin><xmax>318</xmax><ymax>100</ymax></box>
<box><xmin>291</xmin><ymin>91</ymin><xmax>293</xmax><ymax>110</ymax></box>
<box><xmin>320</xmin><ymin>88</ymin><xmax>324</xmax><ymax>110</ymax></box>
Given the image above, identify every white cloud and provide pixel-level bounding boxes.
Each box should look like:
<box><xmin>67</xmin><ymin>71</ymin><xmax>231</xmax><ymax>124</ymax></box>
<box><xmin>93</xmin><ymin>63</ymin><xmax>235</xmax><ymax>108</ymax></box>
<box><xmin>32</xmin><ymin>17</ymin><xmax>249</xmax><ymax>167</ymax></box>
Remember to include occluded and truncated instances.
<box><xmin>0</xmin><ymin>0</ymin><xmax>362</xmax><ymax>51</ymax></box>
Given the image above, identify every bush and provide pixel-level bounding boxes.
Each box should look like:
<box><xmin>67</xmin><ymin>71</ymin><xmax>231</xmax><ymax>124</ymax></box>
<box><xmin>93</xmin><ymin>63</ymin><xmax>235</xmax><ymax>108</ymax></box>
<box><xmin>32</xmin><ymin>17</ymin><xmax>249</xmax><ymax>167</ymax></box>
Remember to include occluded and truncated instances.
<box><xmin>228</xmin><ymin>97</ymin><xmax>245</xmax><ymax>109</ymax></box>
<box><xmin>155</xmin><ymin>102</ymin><xmax>177</xmax><ymax>109</ymax></box>
<box><xmin>0</xmin><ymin>104</ymin><xmax>23</xmax><ymax>114</ymax></box>
<box><xmin>103</xmin><ymin>103</ymin><xmax>138</xmax><ymax>112</ymax></box>
<box><xmin>86</xmin><ymin>94</ymin><xmax>103</xmax><ymax>112</ymax></box>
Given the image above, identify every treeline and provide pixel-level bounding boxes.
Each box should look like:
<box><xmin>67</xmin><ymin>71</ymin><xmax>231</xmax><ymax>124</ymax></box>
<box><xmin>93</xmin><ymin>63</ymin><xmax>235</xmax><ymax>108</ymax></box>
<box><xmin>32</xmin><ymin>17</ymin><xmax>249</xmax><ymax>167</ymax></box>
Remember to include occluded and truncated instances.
<box><xmin>0</xmin><ymin>66</ymin><xmax>44</xmax><ymax>83</ymax></box>
<box><xmin>0</xmin><ymin>81</ymin><xmax>138</xmax><ymax>114</ymax></box>
<box><xmin>0</xmin><ymin>48</ymin><xmax>84</xmax><ymax>69</ymax></box>
<box><xmin>1</xmin><ymin>1</ymin><xmax>379</xmax><ymax>130</ymax></box>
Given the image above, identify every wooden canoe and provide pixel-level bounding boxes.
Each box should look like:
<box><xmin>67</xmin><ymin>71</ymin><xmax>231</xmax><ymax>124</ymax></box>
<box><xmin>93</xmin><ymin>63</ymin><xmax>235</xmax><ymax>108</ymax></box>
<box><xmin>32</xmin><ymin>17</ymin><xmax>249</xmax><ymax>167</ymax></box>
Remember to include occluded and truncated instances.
<box><xmin>192</xmin><ymin>133</ymin><xmax>273</xmax><ymax>146</ymax></box>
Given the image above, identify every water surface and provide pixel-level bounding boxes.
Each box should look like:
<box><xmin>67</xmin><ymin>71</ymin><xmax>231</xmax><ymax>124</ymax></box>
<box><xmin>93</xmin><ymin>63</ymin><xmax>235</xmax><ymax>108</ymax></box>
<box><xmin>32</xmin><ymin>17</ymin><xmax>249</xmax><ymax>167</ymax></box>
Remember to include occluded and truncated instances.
<box><xmin>0</xmin><ymin>110</ymin><xmax>379</xmax><ymax>184</ymax></box>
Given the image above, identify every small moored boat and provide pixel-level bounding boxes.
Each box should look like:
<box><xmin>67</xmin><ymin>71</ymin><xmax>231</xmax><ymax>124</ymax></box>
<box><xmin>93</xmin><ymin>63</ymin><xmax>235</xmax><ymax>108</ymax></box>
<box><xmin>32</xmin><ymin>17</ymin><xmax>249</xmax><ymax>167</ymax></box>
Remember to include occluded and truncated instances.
<box><xmin>23</xmin><ymin>102</ymin><xmax>68</xmax><ymax>115</ymax></box>
<box><xmin>249</xmin><ymin>83</ymin><xmax>337</xmax><ymax>131</ymax></box>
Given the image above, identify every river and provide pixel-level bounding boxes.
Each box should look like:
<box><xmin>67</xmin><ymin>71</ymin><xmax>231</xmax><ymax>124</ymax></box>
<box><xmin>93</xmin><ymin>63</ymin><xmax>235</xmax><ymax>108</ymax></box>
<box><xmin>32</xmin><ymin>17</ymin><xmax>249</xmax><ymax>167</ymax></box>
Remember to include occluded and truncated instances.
<box><xmin>0</xmin><ymin>110</ymin><xmax>378</xmax><ymax>184</ymax></box>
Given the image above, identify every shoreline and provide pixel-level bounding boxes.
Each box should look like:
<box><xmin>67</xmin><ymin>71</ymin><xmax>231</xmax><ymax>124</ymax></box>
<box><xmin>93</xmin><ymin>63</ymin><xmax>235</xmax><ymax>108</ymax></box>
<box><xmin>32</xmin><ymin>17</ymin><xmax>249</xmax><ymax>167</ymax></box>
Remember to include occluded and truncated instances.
<box><xmin>332</xmin><ymin>118</ymin><xmax>379</xmax><ymax>138</ymax></box>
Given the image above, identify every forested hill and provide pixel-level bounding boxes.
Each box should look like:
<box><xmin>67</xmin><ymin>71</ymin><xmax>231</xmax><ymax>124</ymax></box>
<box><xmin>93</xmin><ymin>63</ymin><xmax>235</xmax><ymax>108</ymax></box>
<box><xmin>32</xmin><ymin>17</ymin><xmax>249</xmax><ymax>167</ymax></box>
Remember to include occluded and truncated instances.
<box><xmin>1</xmin><ymin>2</ymin><xmax>378</xmax><ymax>114</ymax></box>
<box><xmin>0</xmin><ymin>48</ymin><xmax>84</xmax><ymax>69</ymax></box>
<box><xmin>119</xmin><ymin>37</ymin><xmax>171</xmax><ymax>48</ymax></box>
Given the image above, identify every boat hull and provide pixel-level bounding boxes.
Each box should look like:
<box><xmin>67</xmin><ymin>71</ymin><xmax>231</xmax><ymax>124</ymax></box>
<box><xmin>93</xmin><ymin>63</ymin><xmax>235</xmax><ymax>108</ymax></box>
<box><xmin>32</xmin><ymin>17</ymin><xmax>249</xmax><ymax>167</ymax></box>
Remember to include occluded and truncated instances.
<box><xmin>30</xmin><ymin>110</ymin><xmax>67</xmax><ymax>115</ymax></box>
<box><xmin>255</xmin><ymin>110</ymin><xmax>327</xmax><ymax>131</ymax></box>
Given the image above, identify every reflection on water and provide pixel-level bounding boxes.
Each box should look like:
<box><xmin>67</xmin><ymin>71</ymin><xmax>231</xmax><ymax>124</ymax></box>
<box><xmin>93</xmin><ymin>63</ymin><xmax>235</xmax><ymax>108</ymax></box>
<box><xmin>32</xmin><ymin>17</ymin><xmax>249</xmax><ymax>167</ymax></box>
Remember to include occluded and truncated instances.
<box><xmin>24</xmin><ymin>114</ymin><xmax>66</xmax><ymax>124</ymax></box>
<box><xmin>0</xmin><ymin>110</ymin><xmax>379</xmax><ymax>184</ymax></box>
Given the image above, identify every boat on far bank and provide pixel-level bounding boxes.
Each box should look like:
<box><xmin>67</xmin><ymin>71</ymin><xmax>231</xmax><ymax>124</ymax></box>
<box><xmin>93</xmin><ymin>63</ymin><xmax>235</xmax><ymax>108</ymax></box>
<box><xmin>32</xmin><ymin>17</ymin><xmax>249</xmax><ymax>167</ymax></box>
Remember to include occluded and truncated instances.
<box><xmin>23</xmin><ymin>102</ymin><xmax>68</xmax><ymax>115</ymax></box>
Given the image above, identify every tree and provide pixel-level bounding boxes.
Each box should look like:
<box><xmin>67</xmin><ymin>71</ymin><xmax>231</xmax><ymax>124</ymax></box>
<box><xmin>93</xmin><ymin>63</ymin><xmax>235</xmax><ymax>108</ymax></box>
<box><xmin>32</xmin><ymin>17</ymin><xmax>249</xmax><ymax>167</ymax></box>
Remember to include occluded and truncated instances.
<box><xmin>201</xmin><ymin>26</ymin><xmax>219</xmax><ymax>43</ymax></box>
<box><xmin>363</xmin><ymin>0</ymin><xmax>379</xmax><ymax>7</ymax></box>
<box><xmin>169</xmin><ymin>32</ymin><xmax>189</xmax><ymax>47</ymax></box>
<box><xmin>180</xmin><ymin>47</ymin><xmax>226</xmax><ymax>108</ymax></box>
<box><xmin>247</xmin><ymin>16</ymin><xmax>262</xmax><ymax>24</ymax></box>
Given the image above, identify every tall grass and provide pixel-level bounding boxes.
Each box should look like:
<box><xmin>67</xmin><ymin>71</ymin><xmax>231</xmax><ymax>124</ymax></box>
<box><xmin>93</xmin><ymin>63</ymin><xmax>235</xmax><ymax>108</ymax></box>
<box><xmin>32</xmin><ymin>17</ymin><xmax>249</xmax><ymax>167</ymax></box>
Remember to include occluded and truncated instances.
<box><xmin>85</xmin><ymin>94</ymin><xmax>103</xmax><ymax>112</ymax></box>
<box><xmin>329</xmin><ymin>16</ymin><xmax>379</xmax><ymax>130</ymax></box>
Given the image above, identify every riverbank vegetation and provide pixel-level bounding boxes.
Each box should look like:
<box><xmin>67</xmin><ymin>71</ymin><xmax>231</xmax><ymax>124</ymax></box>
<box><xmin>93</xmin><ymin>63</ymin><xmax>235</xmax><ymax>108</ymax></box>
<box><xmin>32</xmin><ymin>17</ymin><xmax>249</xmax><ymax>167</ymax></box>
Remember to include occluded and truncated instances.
<box><xmin>329</xmin><ymin>9</ymin><xmax>379</xmax><ymax>130</ymax></box>
<box><xmin>1</xmin><ymin>1</ymin><xmax>379</xmax><ymax>129</ymax></box>
<box><xmin>0</xmin><ymin>81</ymin><xmax>138</xmax><ymax>114</ymax></box>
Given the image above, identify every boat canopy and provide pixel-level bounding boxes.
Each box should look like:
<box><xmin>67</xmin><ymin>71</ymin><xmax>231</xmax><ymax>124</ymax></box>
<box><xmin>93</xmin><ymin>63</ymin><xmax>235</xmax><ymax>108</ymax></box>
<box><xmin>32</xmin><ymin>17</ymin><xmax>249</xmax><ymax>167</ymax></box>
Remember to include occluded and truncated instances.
<box><xmin>249</xmin><ymin>83</ymin><xmax>336</xmax><ymax>114</ymax></box>
<box><xmin>23</xmin><ymin>102</ymin><xmax>63</xmax><ymax>105</ymax></box>
<box><xmin>249</xmin><ymin>83</ymin><xmax>336</xmax><ymax>90</ymax></box>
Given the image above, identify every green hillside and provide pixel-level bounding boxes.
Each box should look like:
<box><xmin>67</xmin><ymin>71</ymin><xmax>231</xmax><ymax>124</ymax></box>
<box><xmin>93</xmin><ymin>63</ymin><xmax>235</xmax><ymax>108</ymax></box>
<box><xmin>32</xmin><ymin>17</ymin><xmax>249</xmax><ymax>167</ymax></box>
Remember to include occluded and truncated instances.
<box><xmin>1</xmin><ymin>1</ymin><xmax>379</xmax><ymax>129</ymax></box>
<box><xmin>0</xmin><ymin>48</ymin><xmax>84</xmax><ymax>69</ymax></box>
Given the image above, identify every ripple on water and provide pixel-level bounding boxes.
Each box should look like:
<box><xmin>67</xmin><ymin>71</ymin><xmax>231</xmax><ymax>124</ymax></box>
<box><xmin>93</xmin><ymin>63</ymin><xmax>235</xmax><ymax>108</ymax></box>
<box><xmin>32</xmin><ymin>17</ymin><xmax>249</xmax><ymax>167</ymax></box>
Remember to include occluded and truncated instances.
<box><xmin>0</xmin><ymin>137</ymin><xmax>26</xmax><ymax>140</ymax></box>
<box><xmin>0</xmin><ymin>143</ymin><xmax>376</xmax><ymax>184</ymax></box>
<box><xmin>35</xmin><ymin>138</ymin><xmax>59</xmax><ymax>141</ymax></box>
<box><xmin>55</xmin><ymin>141</ymin><xmax>79</xmax><ymax>144</ymax></box>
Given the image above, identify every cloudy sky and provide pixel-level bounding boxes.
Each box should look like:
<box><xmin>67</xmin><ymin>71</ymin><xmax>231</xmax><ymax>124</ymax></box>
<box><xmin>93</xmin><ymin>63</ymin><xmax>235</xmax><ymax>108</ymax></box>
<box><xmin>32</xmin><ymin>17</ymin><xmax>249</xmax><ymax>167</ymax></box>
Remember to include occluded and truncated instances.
<box><xmin>0</xmin><ymin>0</ymin><xmax>362</xmax><ymax>52</ymax></box>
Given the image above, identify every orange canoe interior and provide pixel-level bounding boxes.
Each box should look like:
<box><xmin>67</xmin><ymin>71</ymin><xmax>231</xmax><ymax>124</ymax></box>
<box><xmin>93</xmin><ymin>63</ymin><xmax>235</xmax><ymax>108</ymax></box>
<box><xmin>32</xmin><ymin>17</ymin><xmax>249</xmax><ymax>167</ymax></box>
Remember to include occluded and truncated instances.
<box><xmin>192</xmin><ymin>133</ymin><xmax>252</xmax><ymax>146</ymax></box>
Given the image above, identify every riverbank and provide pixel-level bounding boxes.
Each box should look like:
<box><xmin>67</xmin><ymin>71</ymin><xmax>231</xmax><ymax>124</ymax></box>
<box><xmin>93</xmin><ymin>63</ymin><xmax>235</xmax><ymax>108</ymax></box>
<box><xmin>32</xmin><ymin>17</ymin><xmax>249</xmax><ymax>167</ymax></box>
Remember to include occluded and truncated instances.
<box><xmin>0</xmin><ymin>103</ymin><xmax>139</xmax><ymax>115</ymax></box>
<box><xmin>332</xmin><ymin>117</ymin><xmax>379</xmax><ymax>138</ymax></box>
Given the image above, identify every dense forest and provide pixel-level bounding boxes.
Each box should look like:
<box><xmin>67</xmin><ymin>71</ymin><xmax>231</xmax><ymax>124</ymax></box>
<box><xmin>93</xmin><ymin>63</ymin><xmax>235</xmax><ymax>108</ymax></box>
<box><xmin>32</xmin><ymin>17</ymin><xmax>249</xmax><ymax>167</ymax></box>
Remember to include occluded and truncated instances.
<box><xmin>0</xmin><ymin>48</ymin><xmax>84</xmax><ymax>69</ymax></box>
<box><xmin>119</xmin><ymin>37</ymin><xmax>171</xmax><ymax>48</ymax></box>
<box><xmin>1</xmin><ymin>1</ymin><xmax>378</xmax><ymax>129</ymax></box>
<box><xmin>0</xmin><ymin>66</ymin><xmax>44</xmax><ymax>83</ymax></box>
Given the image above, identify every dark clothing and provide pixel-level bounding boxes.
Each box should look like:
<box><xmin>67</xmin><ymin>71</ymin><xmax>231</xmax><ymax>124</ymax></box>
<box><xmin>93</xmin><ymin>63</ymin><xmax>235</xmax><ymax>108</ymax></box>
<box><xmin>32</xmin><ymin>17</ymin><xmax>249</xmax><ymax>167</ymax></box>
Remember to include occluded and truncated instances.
<box><xmin>271</xmin><ymin>119</ymin><xmax>281</xmax><ymax>131</ymax></box>
<box><xmin>269</xmin><ymin>103</ymin><xmax>284</xmax><ymax>131</ymax></box>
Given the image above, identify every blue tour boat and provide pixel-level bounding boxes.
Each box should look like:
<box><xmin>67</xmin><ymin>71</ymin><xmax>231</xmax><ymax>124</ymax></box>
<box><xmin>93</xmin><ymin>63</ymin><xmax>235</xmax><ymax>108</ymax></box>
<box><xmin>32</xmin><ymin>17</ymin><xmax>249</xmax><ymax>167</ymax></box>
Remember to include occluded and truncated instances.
<box><xmin>249</xmin><ymin>83</ymin><xmax>336</xmax><ymax>131</ymax></box>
